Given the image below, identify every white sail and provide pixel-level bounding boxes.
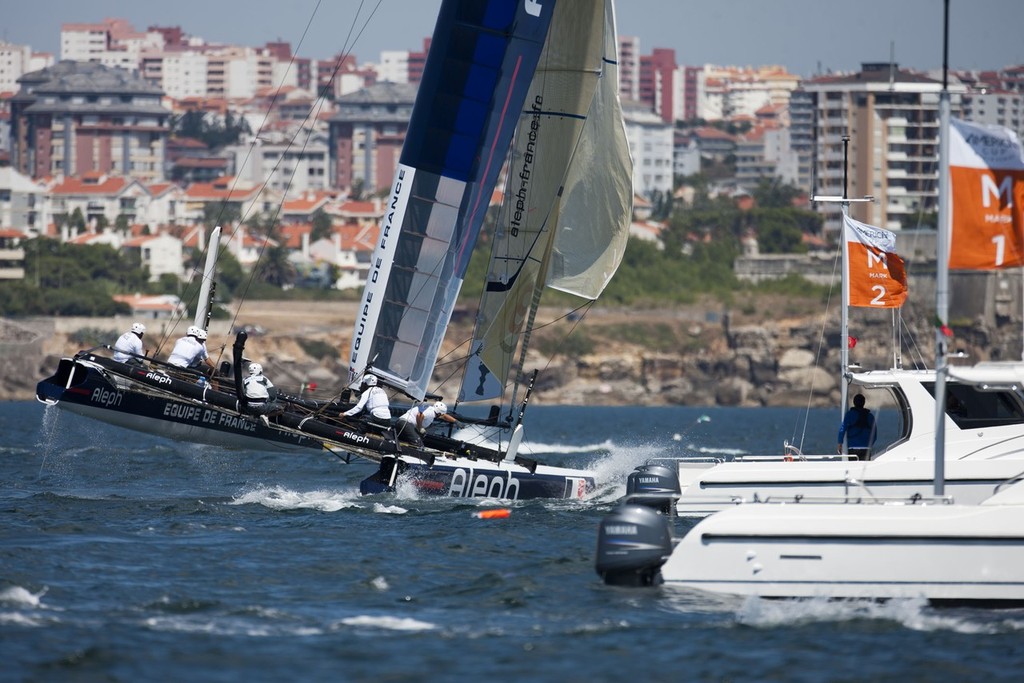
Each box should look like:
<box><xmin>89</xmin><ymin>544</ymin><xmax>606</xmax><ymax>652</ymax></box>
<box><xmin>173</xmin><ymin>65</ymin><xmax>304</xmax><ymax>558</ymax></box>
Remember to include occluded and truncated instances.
<box><xmin>547</xmin><ymin>0</ymin><xmax>633</xmax><ymax>298</ymax></box>
<box><xmin>459</xmin><ymin>0</ymin><xmax>612</xmax><ymax>403</ymax></box>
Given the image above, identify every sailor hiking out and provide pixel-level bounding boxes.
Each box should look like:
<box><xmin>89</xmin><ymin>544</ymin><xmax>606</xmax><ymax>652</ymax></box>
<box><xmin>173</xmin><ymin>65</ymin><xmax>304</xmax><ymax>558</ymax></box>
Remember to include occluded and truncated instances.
<box><xmin>112</xmin><ymin>322</ymin><xmax>147</xmax><ymax>365</ymax></box>
<box><xmin>395</xmin><ymin>401</ymin><xmax>457</xmax><ymax>447</ymax></box>
<box><xmin>243</xmin><ymin>363</ymin><xmax>285</xmax><ymax>425</ymax></box>
<box><xmin>341</xmin><ymin>374</ymin><xmax>391</xmax><ymax>429</ymax></box>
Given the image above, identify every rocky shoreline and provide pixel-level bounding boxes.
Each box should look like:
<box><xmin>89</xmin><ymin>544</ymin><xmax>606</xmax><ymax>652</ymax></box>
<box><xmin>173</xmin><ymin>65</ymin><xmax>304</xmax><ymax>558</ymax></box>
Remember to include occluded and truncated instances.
<box><xmin>8</xmin><ymin>296</ymin><xmax>1020</xmax><ymax>407</ymax></box>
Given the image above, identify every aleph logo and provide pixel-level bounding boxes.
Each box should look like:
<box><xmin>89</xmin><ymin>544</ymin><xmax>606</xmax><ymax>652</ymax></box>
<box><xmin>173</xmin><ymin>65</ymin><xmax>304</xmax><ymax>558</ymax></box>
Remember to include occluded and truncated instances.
<box><xmin>524</xmin><ymin>0</ymin><xmax>542</xmax><ymax>17</ymax></box>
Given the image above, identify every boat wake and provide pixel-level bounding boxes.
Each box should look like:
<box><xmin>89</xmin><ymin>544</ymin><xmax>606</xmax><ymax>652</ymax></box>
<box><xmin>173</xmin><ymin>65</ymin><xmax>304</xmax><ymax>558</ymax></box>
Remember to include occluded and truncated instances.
<box><xmin>734</xmin><ymin>596</ymin><xmax>1024</xmax><ymax>634</ymax></box>
<box><xmin>230</xmin><ymin>485</ymin><xmax>365</xmax><ymax>512</ymax></box>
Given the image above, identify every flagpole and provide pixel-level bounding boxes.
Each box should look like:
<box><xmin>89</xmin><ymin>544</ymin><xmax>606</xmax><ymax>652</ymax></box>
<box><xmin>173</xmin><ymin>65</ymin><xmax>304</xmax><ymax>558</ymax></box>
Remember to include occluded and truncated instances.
<box><xmin>841</xmin><ymin>136</ymin><xmax>851</xmax><ymax>424</ymax></box>
<box><xmin>813</xmin><ymin>138</ymin><xmax>873</xmax><ymax>457</ymax></box>
<box><xmin>934</xmin><ymin>0</ymin><xmax>951</xmax><ymax>496</ymax></box>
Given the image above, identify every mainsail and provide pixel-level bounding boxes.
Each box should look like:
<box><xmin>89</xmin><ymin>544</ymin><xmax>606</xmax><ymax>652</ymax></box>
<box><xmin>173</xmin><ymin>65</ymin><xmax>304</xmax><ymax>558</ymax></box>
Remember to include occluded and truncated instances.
<box><xmin>348</xmin><ymin>0</ymin><xmax>557</xmax><ymax>400</ymax></box>
<box><xmin>459</xmin><ymin>0</ymin><xmax>632</xmax><ymax>403</ymax></box>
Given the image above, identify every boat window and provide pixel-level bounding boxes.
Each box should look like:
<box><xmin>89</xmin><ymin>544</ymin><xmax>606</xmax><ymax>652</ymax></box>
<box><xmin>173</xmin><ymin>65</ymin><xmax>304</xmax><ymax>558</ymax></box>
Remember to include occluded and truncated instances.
<box><xmin>856</xmin><ymin>385</ymin><xmax>910</xmax><ymax>454</ymax></box>
<box><xmin>924</xmin><ymin>382</ymin><xmax>1024</xmax><ymax>428</ymax></box>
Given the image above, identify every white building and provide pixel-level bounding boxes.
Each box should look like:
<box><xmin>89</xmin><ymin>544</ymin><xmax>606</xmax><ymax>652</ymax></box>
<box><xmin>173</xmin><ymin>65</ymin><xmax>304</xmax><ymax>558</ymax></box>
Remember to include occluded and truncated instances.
<box><xmin>0</xmin><ymin>167</ymin><xmax>49</xmax><ymax>234</ymax></box>
<box><xmin>61</xmin><ymin>20</ymin><xmax>164</xmax><ymax>71</ymax></box>
<box><xmin>141</xmin><ymin>50</ymin><xmax>209</xmax><ymax>100</ymax></box>
<box><xmin>122</xmin><ymin>232</ymin><xmax>184</xmax><ymax>282</ymax></box>
<box><xmin>697</xmin><ymin>65</ymin><xmax>801</xmax><ymax>122</ymax></box>
<box><xmin>623</xmin><ymin>101</ymin><xmax>674</xmax><ymax>198</ymax></box>
<box><xmin>377</xmin><ymin>51</ymin><xmax>410</xmax><ymax>84</ymax></box>
<box><xmin>226</xmin><ymin>130</ymin><xmax>331</xmax><ymax>197</ymax></box>
<box><xmin>0</xmin><ymin>42</ymin><xmax>54</xmax><ymax>93</ymax></box>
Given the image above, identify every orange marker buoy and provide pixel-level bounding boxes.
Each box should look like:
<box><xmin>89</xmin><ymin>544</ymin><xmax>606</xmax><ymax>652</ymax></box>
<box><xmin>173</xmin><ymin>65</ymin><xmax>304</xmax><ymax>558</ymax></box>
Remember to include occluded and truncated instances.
<box><xmin>474</xmin><ymin>508</ymin><xmax>511</xmax><ymax>519</ymax></box>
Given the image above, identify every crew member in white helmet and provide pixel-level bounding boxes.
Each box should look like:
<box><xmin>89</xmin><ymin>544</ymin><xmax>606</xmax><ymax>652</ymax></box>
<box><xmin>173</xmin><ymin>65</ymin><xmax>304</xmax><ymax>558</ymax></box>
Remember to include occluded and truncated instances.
<box><xmin>243</xmin><ymin>362</ymin><xmax>285</xmax><ymax>425</ymax></box>
<box><xmin>395</xmin><ymin>400</ymin><xmax>457</xmax><ymax>447</ymax></box>
<box><xmin>167</xmin><ymin>325</ymin><xmax>215</xmax><ymax>372</ymax></box>
<box><xmin>112</xmin><ymin>322</ymin><xmax>147</xmax><ymax>365</ymax></box>
<box><xmin>341</xmin><ymin>373</ymin><xmax>391</xmax><ymax>429</ymax></box>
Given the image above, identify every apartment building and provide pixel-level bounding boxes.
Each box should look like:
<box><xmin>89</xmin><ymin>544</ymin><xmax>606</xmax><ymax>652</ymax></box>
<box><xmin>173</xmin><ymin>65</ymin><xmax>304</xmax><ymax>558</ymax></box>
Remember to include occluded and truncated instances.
<box><xmin>10</xmin><ymin>61</ymin><xmax>171</xmax><ymax>183</ymax></box>
<box><xmin>328</xmin><ymin>82</ymin><xmax>415</xmax><ymax>194</ymax></box>
<box><xmin>0</xmin><ymin>42</ymin><xmax>54</xmax><ymax>94</ymax></box>
<box><xmin>698</xmin><ymin>65</ymin><xmax>801</xmax><ymax>122</ymax></box>
<box><xmin>801</xmin><ymin>62</ymin><xmax>965</xmax><ymax>235</ymax></box>
<box><xmin>225</xmin><ymin>131</ymin><xmax>331</xmax><ymax>197</ymax></box>
<box><xmin>622</xmin><ymin>100</ymin><xmax>674</xmax><ymax>198</ymax></box>
<box><xmin>61</xmin><ymin>19</ymin><xmax>164</xmax><ymax>71</ymax></box>
<box><xmin>0</xmin><ymin>166</ymin><xmax>48</xmax><ymax>234</ymax></box>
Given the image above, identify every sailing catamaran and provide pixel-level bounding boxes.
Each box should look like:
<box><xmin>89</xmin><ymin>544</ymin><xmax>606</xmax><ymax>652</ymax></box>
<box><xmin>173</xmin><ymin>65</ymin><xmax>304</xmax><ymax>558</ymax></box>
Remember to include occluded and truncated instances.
<box><xmin>352</xmin><ymin>0</ymin><xmax>632</xmax><ymax>498</ymax></box>
<box><xmin>37</xmin><ymin>0</ymin><xmax>633</xmax><ymax>501</ymax></box>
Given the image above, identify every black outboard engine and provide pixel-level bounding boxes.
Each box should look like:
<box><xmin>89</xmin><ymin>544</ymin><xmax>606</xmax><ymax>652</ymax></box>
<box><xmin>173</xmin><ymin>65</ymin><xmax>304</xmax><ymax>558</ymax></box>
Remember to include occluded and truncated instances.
<box><xmin>595</xmin><ymin>504</ymin><xmax>674</xmax><ymax>587</ymax></box>
<box><xmin>623</xmin><ymin>463</ymin><xmax>681</xmax><ymax>515</ymax></box>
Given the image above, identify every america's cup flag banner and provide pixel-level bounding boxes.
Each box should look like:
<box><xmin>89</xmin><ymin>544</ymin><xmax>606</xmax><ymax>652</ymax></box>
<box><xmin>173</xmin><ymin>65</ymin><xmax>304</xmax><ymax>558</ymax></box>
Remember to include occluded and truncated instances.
<box><xmin>948</xmin><ymin>118</ymin><xmax>1024</xmax><ymax>270</ymax></box>
<box><xmin>844</xmin><ymin>214</ymin><xmax>908</xmax><ymax>308</ymax></box>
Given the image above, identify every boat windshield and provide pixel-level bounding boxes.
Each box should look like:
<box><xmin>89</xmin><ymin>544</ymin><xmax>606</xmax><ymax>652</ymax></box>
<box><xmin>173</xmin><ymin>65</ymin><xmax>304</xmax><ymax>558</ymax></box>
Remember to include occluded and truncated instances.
<box><xmin>924</xmin><ymin>381</ymin><xmax>1024</xmax><ymax>429</ymax></box>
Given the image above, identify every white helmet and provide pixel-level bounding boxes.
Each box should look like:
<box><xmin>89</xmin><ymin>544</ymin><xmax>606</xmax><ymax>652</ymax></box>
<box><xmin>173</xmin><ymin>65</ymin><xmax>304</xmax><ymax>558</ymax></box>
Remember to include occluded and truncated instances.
<box><xmin>131</xmin><ymin>322</ymin><xmax>146</xmax><ymax>335</ymax></box>
<box><xmin>186</xmin><ymin>325</ymin><xmax>200</xmax><ymax>337</ymax></box>
<box><xmin>363</xmin><ymin>374</ymin><xmax>378</xmax><ymax>387</ymax></box>
<box><xmin>194</xmin><ymin>328</ymin><xmax>208</xmax><ymax>341</ymax></box>
<box><xmin>248</xmin><ymin>362</ymin><xmax>263</xmax><ymax>376</ymax></box>
<box><xmin>434</xmin><ymin>401</ymin><xmax>447</xmax><ymax>415</ymax></box>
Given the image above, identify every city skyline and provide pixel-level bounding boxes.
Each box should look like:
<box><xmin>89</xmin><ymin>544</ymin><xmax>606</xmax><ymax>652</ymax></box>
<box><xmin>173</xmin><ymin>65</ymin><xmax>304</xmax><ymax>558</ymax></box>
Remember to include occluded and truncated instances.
<box><xmin>1</xmin><ymin>0</ymin><xmax>1022</xmax><ymax>78</ymax></box>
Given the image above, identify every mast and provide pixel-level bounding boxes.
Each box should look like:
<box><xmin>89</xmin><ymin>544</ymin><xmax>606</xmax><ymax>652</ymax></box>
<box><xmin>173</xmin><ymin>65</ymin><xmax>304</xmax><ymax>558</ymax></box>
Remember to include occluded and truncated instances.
<box><xmin>934</xmin><ymin>0</ymin><xmax>951</xmax><ymax>495</ymax></box>
<box><xmin>840</xmin><ymin>136</ymin><xmax>851</xmax><ymax>415</ymax></box>
<box><xmin>193</xmin><ymin>225</ymin><xmax>222</xmax><ymax>331</ymax></box>
<box><xmin>812</xmin><ymin>139</ymin><xmax>872</xmax><ymax>451</ymax></box>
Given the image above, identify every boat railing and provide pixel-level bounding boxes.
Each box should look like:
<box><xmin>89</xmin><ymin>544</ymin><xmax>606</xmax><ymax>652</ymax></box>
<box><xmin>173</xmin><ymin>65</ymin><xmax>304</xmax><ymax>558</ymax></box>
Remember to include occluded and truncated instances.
<box><xmin>745</xmin><ymin>491</ymin><xmax>958</xmax><ymax>507</ymax></box>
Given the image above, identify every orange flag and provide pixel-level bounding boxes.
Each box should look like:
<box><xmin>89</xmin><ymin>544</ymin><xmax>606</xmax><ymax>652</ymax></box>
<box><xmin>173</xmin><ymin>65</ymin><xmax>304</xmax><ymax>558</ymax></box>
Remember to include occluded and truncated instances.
<box><xmin>845</xmin><ymin>215</ymin><xmax>908</xmax><ymax>309</ymax></box>
<box><xmin>948</xmin><ymin>118</ymin><xmax>1024</xmax><ymax>270</ymax></box>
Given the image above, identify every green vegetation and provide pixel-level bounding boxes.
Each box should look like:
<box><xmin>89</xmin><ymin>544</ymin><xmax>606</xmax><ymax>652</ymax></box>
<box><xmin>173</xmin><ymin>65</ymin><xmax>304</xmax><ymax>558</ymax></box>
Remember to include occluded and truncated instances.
<box><xmin>297</xmin><ymin>338</ymin><xmax>340</xmax><ymax>361</ymax></box>
<box><xmin>0</xmin><ymin>238</ymin><xmax>146</xmax><ymax>316</ymax></box>
<box><xmin>172</xmin><ymin>110</ymin><xmax>251</xmax><ymax>150</ymax></box>
<box><xmin>1</xmin><ymin>179</ymin><xmax>830</xmax><ymax>319</ymax></box>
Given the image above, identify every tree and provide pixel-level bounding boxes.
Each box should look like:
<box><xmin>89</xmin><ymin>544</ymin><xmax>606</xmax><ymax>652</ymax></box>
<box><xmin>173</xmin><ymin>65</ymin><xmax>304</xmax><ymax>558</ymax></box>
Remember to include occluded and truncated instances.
<box><xmin>311</xmin><ymin>208</ymin><xmax>333</xmax><ymax>243</ymax></box>
<box><xmin>115</xmin><ymin>214</ymin><xmax>131</xmax><ymax>232</ymax></box>
<box><xmin>203</xmin><ymin>202</ymin><xmax>241</xmax><ymax>230</ymax></box>
<box><xmin>256</xmin><ymin>244</ymin><xmax>296</xmax><ymax>287</ymax></box>
<box><xmin>69</xmin><ymin>208</ymin><xmax>86</xmax><ymax>234</ymax></box>
<box><xmin>752</xmin><ymin>177</ymin><xmax>802</xmax><ymax>209</ymax></box>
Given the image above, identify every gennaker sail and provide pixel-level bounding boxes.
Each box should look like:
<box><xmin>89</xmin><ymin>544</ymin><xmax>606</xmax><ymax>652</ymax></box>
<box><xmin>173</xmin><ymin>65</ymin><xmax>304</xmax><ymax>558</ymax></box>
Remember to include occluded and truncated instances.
<box><xmin>459</xmin><ymin>0</ymin><xmax>633</xmax><ymax>404</ymax></box>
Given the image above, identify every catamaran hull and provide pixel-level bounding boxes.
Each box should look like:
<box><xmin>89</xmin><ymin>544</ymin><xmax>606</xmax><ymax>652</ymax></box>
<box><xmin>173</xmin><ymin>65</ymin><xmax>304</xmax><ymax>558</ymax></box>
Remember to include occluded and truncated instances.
<box><xmin>36</xmin><ymin>357</ymin><xmax>320</xmax><ymax>452</ymax></box>
<box><xmin>661</xmin><ymin>502</ymin><xmax>1024</xmax><ymax>605</ymax></box>
<box><xmin>37</xmin><ymin>355</ymin><xmax>594</xmax><ymax>500</ymax></box>
<box><xmin>360</xmin><ymin>456</ymin><xmax>595</xmax><ymax>501</ymax></box>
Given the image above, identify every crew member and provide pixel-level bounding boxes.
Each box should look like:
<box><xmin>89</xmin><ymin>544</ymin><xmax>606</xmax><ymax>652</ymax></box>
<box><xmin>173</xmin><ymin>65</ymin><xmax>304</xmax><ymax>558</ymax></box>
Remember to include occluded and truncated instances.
<box><xmin>112</xmin><ymin>322</ymin><xmax>147</xmax><ymax>365</ymax></box>
<box><xmin>395</xmin><ymin>401</ymin><xmax>457</xmax><ymax>447</ymax></box>
<box><xmin>167</xmin><ymin>326</ymin><xmax>215</xmax><ymax>373</ymax></box>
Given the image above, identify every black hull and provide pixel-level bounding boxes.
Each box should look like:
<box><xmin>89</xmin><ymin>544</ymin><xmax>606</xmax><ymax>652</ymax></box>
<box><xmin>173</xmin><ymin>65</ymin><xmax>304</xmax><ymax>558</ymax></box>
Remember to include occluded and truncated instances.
<box><xmin>36</xmin><ymin>356</ymin><xmax>319</xmax><ymax>452</ymax></box>
<box><xmin>37</xmin><ymin>353</ymin><xmax>597</xmax><ymax>500</ymax></box>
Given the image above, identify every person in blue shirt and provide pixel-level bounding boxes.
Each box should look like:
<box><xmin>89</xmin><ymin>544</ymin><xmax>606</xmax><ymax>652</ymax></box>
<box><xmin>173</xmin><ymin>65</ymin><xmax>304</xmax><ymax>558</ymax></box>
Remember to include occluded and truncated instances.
<box><xmin>837</xmin><ymin>393</ymin><xmax>876</xmax><ymax>460</ymax></box>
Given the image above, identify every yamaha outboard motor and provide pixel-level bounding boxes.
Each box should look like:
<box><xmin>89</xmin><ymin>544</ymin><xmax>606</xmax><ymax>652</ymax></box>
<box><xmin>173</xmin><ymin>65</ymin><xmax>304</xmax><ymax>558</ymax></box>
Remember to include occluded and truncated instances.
<box><xmin>595</xmin><ymin>504</ymin><xmax>674</xmax><ymax>587</ymax></box>
<box><xmin>623</xmin><ymin>463</ymin><xmax>681</xmax><ymax>515</ymax></box>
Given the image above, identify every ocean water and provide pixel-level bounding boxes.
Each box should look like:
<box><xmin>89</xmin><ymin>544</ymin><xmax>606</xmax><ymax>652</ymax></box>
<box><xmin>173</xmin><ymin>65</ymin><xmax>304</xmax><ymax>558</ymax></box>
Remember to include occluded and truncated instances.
<box><xmin>3</xmin><ymin>401</ymin><xmax>1024</xmax><ymax>682</ymax></box>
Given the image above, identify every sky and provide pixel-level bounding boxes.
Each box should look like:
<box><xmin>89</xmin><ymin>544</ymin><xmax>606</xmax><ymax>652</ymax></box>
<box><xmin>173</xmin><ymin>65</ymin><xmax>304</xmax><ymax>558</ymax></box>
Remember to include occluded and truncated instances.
<box><xmin>1</xmin><ymin>0</ymin><xmax>1022</xmax><ymax>78</ymax></box>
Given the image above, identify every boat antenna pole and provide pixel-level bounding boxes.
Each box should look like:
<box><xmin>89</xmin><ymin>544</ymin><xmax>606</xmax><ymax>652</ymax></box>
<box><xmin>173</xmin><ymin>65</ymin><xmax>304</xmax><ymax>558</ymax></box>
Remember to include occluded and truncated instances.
<box><xmin>934</xmin><ymin>0</ymin><xmax>951</xmax><ymax>495</ymax></box>
<box><xmin>812</xmin><ymin>138</ymin><xmax>873</xmax><ymax>444</ymax></box>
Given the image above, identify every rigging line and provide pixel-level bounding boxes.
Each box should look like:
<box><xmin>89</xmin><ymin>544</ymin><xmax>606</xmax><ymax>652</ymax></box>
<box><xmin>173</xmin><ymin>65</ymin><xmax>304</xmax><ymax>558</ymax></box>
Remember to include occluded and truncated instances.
<box><xmin>794</xmin><ymin>237</ymin><xmax>842</xmax><ymax>453</ymax></box>
<box><xmin>225</xmin><ymin>0</ymin><xmax>385</xmax><ymax>334</ymax></box>
<box><xmin>156</xmin><ymin>0</ymin><xmax>341</xmax><ymax>352</ymax></box>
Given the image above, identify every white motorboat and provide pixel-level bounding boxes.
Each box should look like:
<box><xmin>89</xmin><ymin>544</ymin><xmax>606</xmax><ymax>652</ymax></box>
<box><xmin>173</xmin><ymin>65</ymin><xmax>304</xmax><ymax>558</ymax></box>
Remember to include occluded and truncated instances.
<box><xmin>672</xmin><ymin>362</ymin><xmax>1024</xmax><ymax>516</ymax></box>
<box><xmin>658</xmin><ymin>479</ymin><xmax>1024</xmax><ymax>604</ymax></box>
<box><xmin>598</xmin><ymin>1</ymin><xmax>1024</xmax><ymax>603</ymax></box>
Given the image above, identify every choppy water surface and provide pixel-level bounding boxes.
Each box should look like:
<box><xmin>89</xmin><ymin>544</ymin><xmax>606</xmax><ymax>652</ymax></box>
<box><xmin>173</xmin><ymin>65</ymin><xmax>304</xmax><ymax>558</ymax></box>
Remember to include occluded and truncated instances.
<box><xmin>3</xmin><ymin>402</ymin><xmax>1023</xmax><ymax>681</ymax></box>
